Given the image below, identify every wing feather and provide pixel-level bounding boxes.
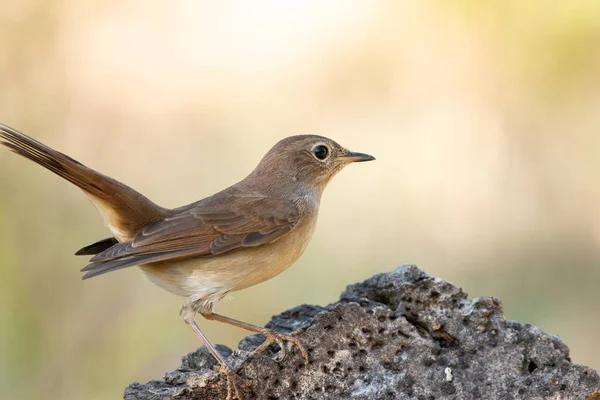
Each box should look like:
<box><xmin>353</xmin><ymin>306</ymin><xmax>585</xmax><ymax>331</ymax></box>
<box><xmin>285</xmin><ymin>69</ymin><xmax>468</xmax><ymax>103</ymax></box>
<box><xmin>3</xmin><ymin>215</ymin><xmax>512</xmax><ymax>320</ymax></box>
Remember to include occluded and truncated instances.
<box><xmin>81</xmin><ymin>195</ymin><xmax>300</xmax><ymax>278</ymax></box>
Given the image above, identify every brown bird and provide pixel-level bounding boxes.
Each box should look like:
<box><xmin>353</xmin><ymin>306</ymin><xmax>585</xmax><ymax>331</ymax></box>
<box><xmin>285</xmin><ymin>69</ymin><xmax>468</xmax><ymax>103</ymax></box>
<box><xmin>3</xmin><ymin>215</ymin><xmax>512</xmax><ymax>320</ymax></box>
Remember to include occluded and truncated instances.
<box><xmin>0</xmin><ymin>123</ymin><xmax>374</xmax><ymax>399</ymax></box>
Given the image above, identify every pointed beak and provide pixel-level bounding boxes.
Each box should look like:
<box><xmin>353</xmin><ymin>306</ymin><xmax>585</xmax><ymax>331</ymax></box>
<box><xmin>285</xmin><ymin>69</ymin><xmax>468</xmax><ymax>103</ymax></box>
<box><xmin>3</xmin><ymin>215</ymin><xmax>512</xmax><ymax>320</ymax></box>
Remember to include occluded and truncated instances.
<box><xmin>342</xmin><ymin>151</ymin><xmax>376</xmax><ymax>163</ymax></box>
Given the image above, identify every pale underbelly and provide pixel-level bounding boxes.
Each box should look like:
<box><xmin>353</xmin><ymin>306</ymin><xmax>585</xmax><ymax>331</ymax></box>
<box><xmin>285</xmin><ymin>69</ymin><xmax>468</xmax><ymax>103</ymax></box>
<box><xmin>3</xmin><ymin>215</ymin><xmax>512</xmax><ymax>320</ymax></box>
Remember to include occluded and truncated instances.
<box><xmin>138</xmin><ymin>219</ymin><xmax>316</xmax><ymax>302</ymax></box>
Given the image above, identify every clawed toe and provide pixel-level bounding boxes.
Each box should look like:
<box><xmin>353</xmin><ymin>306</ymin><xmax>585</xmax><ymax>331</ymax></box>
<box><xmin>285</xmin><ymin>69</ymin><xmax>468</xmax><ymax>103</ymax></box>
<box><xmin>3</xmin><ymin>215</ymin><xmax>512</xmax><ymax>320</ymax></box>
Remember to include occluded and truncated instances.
<box><xmin>218</xmin><ymin>366</ymin><xmax>244</xmax><ymax>400</ymax></box>
<box><xmin>253</xmin><ymin>328</ymin><xmax>309</xmax><ymax>365</ymax></box>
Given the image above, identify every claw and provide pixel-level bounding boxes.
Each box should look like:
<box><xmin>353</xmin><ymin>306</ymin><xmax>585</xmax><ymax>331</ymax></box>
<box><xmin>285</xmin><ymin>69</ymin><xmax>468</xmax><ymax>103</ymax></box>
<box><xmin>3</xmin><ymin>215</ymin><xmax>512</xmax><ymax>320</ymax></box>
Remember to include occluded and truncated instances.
<box><xmin>253</xmin><ymin>328</ymin><xmax>309</xmax><ymax>366</ymax></box>
<box><xmin>218</xmin><ymin>366</ymin><xmax>244</xmax><ymax>400</ymax></box>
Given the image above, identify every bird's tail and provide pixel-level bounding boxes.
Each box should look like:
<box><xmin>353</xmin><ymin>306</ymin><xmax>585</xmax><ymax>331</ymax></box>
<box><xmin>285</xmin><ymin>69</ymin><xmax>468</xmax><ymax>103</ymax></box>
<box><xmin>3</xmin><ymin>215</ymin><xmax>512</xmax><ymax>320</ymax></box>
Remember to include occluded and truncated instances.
<box><xmin>0</xmin><ymin>123</ymin><xmax>169</xmax><ymax>240</ymax></box>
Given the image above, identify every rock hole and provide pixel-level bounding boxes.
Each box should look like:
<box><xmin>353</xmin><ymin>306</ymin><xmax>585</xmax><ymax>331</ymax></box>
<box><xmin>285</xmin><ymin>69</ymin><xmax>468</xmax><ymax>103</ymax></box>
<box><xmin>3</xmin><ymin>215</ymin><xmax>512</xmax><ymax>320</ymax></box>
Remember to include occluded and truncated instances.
<box><xmin>397</xmin><ymin>329</ymin><xmax>409</xmax><ymax>338</ymax></box>
<box><xmin>372</xmin><ymin>341</ymin><xmax>384</xmax><ymax>350</ymax></box>
<box><xmin>324</xmin><ymin>324</ymin><xmax>333</xmax><ymax>330</ymax></box>
<box><xmin>528</xmin><ymin>361</ymin><xmax>538</xmax><ymax>373</ymax></box>
<box><xmin>327</xmin><ymin>350</ymin><xmax>335</xmax><ymax>358</ymax></box>
<box><xmin>377</xmin><ymin>315</ymin><xmax>386</xmax><ymax>322</ymax></box>
<box><xmin>423</xmin><ymin>357</ymin><xmax>435</xmax><ymax>367</ymax></box>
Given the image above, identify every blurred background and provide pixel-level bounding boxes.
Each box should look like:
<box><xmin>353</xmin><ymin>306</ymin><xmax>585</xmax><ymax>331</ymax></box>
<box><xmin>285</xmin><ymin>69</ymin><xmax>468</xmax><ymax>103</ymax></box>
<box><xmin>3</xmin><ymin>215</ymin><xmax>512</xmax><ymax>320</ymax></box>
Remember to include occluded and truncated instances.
<box><xmin>1</xmin><ymin>0</ymin><xmax>600</xmax><ymax>399</ymax></box>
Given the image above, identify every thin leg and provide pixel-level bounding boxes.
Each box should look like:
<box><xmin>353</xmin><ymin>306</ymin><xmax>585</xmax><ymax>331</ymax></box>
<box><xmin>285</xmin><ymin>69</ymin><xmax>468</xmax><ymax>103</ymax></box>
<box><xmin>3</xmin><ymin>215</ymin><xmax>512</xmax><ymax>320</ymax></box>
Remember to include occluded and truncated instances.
<box><xmin>185</xmin><ymin>319</ymin><xmax>230</xmax><ymax>368</ymax></box>
<box><xmin>201</xmin><ymin>310</ymin><xmax>309</xmax><ymax>365</ymax></box>
<box><xmin>181</xmin><ymin>305</ymin><xmax>243</xmax><ymax>400</ymax></box>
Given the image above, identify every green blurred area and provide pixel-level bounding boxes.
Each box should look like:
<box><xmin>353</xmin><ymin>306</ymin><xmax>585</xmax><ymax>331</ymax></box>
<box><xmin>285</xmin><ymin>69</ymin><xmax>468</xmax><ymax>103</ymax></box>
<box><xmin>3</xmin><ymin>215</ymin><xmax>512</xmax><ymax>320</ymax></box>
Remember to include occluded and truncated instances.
<box><xmin>1</xmin><ymin>1</ymin><xmax>600</xmax><ymax>399</ymax></box>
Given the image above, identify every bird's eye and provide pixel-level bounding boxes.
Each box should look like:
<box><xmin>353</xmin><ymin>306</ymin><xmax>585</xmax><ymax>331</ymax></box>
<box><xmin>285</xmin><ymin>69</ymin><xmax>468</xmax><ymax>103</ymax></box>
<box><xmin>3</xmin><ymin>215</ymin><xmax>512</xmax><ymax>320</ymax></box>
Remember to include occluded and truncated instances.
<box><xmin>313</xmin><ymin>145</ymin><xmax>329</xmax><ymax>160</ymax></box>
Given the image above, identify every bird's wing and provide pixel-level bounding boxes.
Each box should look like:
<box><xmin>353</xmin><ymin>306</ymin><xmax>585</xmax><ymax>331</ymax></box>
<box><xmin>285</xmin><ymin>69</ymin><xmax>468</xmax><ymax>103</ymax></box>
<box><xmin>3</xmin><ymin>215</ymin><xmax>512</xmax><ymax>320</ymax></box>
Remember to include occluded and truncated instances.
<box><xmin>81</xmin><ymin>195</ymin><xmax>300</xmax><ymax>279</ymax></box>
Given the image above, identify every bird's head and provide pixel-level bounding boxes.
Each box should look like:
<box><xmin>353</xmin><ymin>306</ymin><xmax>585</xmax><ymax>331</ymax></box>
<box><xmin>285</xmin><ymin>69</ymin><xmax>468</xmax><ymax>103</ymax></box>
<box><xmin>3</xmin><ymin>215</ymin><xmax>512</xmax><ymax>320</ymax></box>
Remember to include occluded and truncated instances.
<box><xmin>248</xmin><ymin>135</ymin><xmax>375</xmax><ymax>196</ymax></box>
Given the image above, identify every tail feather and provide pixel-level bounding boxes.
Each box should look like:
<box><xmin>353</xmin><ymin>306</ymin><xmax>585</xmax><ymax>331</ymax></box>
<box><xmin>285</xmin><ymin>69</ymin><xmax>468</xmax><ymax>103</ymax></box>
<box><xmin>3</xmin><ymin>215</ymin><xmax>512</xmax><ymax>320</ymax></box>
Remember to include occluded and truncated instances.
<box><xmin>80</xmin><ymin>247</ymin><xmax>200</xmax><ymax>279</ymax></box>
<box><xmin>81</xmin><ymin>254</ymin><xmax>159</xmax><ymax>279</ymax></box>
<box><xmin>0</xmin><ymin>123</ymin><xmax>170</xmax><ymax>240</ymax></box>
<box><xmin>75</xmin><ymin>237</ymin><xmax>119</xmax><ymax>255</ymax></box>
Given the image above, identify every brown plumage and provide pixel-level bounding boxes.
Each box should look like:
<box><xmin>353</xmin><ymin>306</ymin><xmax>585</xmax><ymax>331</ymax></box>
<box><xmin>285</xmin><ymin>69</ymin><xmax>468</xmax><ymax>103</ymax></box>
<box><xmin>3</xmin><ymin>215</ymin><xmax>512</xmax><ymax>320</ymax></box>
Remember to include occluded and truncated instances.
<box><xmin>0</xmin><ymin>124</ymin><xmax>169</xmax><ymax>241</ymax></box>
<box><xmin>81</xmin><ymin>193</ymin><xmax>300</xmax><ymax>279</ymax></box>
<box><xmin>0</xmin><ymin>122</ymin><xmax>374</xmax><ymax>399</ymax></box>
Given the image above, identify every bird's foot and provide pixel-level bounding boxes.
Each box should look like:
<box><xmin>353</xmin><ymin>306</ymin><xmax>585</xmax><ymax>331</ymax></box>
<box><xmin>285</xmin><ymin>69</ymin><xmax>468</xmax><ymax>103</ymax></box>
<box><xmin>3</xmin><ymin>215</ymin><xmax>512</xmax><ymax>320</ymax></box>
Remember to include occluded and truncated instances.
<box><xmin>253</xmin><ymin>328</ymin><xmax>309</xmax><ymax>365</ymax></box>
<box><xmin>218</xmin><ymin>366</ymin><xmax>244</xmax><ymax>400</ymax></box>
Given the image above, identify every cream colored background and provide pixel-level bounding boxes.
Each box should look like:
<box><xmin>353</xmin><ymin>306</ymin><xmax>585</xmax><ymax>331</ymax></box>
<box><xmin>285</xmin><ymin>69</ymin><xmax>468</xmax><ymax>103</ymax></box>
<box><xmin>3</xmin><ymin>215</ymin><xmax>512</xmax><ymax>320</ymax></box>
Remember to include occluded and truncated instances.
<box><xmin>1</xmin><ymin>1</ymin><xmax>600</xmax><ymax>399</ymax></box>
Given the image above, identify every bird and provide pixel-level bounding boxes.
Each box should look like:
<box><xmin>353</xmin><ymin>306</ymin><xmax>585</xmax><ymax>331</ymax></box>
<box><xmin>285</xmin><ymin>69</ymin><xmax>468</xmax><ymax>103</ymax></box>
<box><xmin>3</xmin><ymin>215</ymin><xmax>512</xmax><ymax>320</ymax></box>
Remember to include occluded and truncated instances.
<box><xmin>0</xmin><ymin>123</ymin><xmax>374</xmax><ymax>399</ymax></box>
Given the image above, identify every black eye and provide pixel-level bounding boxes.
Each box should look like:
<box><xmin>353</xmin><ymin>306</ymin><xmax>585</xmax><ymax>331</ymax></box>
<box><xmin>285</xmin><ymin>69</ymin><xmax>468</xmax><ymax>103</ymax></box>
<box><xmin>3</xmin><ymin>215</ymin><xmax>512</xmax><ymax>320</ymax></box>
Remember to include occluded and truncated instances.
<box><xmin>313</xmin><ymin>145</ymin><xmax>329</xmax><ymax>160</ymax></box>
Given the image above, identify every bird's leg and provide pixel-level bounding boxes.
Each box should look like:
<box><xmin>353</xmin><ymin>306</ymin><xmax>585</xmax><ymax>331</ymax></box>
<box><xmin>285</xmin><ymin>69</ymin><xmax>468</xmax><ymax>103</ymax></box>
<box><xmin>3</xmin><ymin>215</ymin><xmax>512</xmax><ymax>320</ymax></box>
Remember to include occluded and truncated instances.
<box><xmin>179</xmin><ymin>303</ymin><xmax>243</xmax><ymax>400</ymax></box>
<box><xmin>199</xmin><ymin>308</ymin><xmax>309</xmax><ymax>365</ymax></box>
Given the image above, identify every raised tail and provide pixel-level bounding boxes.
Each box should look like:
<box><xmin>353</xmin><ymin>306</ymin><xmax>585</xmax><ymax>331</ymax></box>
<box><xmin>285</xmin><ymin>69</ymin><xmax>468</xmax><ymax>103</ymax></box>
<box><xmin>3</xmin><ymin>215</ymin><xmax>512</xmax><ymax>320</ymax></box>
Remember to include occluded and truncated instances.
<box><xmin>0</xmin><ymin>123</ymin><xmax>170</xmax><ymax>241</ymax></box>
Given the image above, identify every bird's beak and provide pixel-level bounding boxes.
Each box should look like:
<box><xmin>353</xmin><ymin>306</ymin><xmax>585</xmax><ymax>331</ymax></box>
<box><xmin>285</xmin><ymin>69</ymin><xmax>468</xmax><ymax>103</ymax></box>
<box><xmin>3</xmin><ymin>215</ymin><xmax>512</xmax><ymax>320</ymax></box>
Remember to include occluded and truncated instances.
<box><xmin>342</xmin><ymin>151</ymin><xmax>376</xmax><ymax>163</ymax></box>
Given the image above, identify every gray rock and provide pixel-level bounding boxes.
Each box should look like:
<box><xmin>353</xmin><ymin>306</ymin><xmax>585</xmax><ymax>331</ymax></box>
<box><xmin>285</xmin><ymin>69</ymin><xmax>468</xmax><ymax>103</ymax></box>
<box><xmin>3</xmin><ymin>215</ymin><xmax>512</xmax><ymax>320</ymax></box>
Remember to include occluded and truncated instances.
<box><xmin>124</xmin><ymin>265</ymin><xmax>599</xmax><ymax>399</ymax></box>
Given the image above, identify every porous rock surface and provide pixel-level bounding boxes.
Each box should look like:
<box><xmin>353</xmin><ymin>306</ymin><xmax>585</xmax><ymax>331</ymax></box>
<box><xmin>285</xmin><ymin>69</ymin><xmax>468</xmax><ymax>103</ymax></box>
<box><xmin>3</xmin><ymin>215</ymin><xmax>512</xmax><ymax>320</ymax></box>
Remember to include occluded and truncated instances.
<box><xmin>125</xmin><ymin>265</ymin><xmax>599</xmax><ymax>399</ymax></box>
